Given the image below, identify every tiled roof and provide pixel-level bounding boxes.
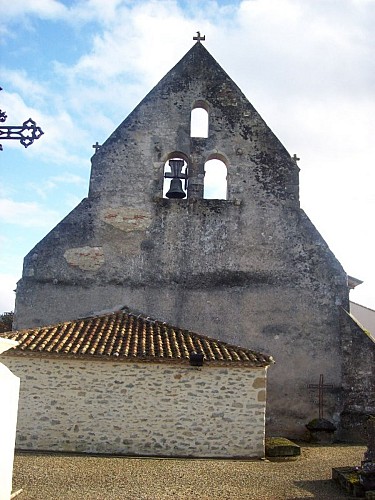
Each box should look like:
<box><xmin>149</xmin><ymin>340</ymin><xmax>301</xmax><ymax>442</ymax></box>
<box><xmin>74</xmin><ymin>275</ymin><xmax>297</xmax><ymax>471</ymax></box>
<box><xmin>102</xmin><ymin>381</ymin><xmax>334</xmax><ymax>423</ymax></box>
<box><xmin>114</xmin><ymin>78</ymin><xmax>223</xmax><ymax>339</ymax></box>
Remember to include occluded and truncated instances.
<box><xmin>0</xmin><ymin>309</ymin><xmax>273</xmax><ymax>367</ymax></box>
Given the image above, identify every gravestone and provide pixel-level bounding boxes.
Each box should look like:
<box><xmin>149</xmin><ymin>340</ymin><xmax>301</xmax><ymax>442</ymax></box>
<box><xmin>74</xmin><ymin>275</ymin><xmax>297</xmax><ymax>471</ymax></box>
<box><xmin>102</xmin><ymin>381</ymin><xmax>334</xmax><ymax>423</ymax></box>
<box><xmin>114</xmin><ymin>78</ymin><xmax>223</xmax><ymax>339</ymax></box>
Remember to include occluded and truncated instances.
<box><xmin>332</xmin><ymin>416</ymin><xmax>375</xmax><ymax>497</ymax></box>
<box><xmin>359</xmin><ymin>416</ymin><xmax>375</xmax><ymax>490</ymax></box>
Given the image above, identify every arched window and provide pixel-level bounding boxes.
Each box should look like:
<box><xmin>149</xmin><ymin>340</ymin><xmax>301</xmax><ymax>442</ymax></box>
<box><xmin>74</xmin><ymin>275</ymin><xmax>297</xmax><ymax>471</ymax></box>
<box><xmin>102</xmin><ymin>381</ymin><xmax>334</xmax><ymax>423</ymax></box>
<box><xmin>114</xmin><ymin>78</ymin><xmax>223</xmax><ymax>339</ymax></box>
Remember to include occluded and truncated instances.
<box><xmin>190</xmin><ymin>106</ymin><xmax>208</xmax><ymax>138</ymax></box>
<box><xmin>204</xmin><ymin>159</ymin><xmax>227</xmax><ymax>200</ymax></box>
<box><xmin>163</xmin><ymin>157</ymin><xmax>188</xmax><ymax>199</ymax></box>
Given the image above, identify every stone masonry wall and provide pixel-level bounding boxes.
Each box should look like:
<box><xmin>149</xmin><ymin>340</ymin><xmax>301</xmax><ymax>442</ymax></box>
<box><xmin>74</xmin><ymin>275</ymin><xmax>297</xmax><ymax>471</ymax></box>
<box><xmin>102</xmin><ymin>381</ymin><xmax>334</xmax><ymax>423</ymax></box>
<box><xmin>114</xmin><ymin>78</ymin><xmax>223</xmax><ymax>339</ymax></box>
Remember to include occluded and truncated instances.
<box><xmin>2</xmin><ymin>355</ymin><xmax>267</xmax><ymax>458</ymax></box>
<box><xmin>339</xmin><ymin>311</ymin><xmax>375</xmax><ymax>443</ymax></box>
<box><xmin>13</xmin><ymin>43</ymin><xmax>353</xmax><ymax>439</ymax></box>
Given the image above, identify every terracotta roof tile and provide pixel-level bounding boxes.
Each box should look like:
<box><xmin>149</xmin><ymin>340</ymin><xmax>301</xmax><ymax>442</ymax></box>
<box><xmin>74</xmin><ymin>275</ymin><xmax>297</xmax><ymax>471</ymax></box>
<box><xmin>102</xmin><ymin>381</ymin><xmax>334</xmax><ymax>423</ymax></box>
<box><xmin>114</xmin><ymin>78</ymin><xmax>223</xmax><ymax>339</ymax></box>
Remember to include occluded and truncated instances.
<box><xmin>0</xmin><ymin>309</ymin><xmax>273</xmax><ymax>367</ymax></box>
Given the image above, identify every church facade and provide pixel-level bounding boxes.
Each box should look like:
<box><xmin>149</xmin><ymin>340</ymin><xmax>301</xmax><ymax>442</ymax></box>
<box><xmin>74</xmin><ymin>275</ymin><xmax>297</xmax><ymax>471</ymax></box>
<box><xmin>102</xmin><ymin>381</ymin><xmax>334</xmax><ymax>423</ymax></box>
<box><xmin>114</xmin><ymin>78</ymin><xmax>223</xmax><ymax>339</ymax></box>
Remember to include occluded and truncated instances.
<box><xmin>14</xmin><ymin>41</ymin><xmax>374</xmax><ymax>439</ymax></box>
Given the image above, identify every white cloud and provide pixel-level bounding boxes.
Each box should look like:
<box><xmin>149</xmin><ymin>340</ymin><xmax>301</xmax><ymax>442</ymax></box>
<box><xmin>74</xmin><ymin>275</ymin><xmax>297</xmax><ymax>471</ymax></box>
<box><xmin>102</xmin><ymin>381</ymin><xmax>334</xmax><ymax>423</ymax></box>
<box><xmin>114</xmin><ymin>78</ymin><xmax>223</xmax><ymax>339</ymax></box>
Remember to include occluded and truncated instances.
<box><xmin>0</xmin><ymin>274</ymin><xmax>17</xmax><ymax>313</ymax></box>
<box><xmin>239</xmin><ymin>0</ymin><xmax>302</xmax><ymax>23</ymax></box>
<box><xmin>214</xmin><ymin>0</ymin><xmax>374</xmax><ymax>106</ymax></box>
<box><xmin>0</xmin><ymin>198</ymin><xmax>60</xmax><ymax>228</ymax></box>
<box><xmin>1</xmin><ymin>89</ymin><xmax>90</xmax><ymax>165</ymax></box>
<box><xmin>0</xmin><ymin>0</ymin><xmax>374</xmax><ymax>310</ymax></box>
<box><xmin>42</xmin><ymin>2</ymin><xmax>238</xmax><ymax>141</ymax></box>
<box><xmin>1</xmin><ymin>91</ymin><xmax>45</xmax><ymax>130</ymax></box>
<box><xmin>27</xmin><ymin>173</ymin><xmax>87</xmax><ymax>199</ymax></box>
<box><xmin>29</xmin><ymin>109</ymin><xmax>91</xmax><ymax>165</ymax></box>
<box><xmin>67</xmin><ymin>0</ymin><xmax>126</xmax><ymax>27</ymax></box>
<box><xmin>1</xmin><ymin>0</ymin><xmax>68</xmax><ymax>21</ymax></box>
<box><xmin>1</xmin><ymin>68</ymin><xmax>47</xmax><ymax>103</ymax></box>
<box><xmin>57</xmin><ymin>2</ymin><xmax>194</xmax><ymax>86</ymax></box>
<box><xmin>41</xmin><ymin>0</ymin><xmax>374</xmax><ymax>149</ymax></box>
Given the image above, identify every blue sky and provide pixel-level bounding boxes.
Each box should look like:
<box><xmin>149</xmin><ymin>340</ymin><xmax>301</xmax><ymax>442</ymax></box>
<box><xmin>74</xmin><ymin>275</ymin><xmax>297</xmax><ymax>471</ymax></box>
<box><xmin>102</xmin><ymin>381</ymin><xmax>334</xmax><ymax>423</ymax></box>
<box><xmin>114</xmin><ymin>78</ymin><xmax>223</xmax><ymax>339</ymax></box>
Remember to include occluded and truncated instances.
<box><xmin>1</xmin><ymin>0</ymin><xmax>374</xmax><ymax>313</ymax></box>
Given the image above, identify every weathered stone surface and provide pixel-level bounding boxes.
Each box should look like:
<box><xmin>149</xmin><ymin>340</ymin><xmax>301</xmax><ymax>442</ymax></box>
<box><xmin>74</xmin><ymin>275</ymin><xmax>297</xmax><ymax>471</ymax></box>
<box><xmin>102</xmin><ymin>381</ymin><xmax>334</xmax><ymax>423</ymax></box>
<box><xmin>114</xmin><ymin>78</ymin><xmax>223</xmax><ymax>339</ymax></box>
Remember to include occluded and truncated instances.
<box><xmin>3</xmin><ymin>356</ymin><xmax>267</xmax><ymax>458</ymax></box>
<box><xmin>257</xmin><ymin>390</ymin><xmax>266</xmax><ymax>402</ymax></box>
<box><xmin>253</xmin><ymin>377</ymin><xmax>266</xmax><ymax>389</ymax></box>
<box><xmin>265</xmin><ymin>437</ymin><xmax>301</xmax><ymax>457</ymax></box>
<box><xmin>339</xmin><ymin>313</ymin><xmax>375</xmax><ymax>443</ymax></box>
<box><xmin>12</xmin><ymin>42</ymin><xmax>374</xmax><ymax>439</ymax></box>
<box><xmin>332</xmin><ymin>467</ymin><xmax>365</xmax><ymax>498</ymax></box>
<box><xmin>100</xmin><ymin>207</ymin><xmax>152</xmax><ymax>232</ymax></box>
<box><xmin>64</xmin><ymin>246</ymin><xmax>105</xmax><ymax>272</ymax></box>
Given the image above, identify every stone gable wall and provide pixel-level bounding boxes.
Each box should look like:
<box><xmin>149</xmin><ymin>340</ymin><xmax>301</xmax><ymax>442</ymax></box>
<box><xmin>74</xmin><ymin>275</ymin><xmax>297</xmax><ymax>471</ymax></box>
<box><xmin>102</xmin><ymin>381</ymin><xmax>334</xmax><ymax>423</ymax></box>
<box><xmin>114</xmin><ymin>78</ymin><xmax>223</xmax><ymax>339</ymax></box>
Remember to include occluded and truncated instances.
<box><xmin>2</xmin><ymin>355</ymin><xmax>267</xmax><ymax>458</ymax></box>
<box><xmin>13</xmin><ymin>44</ymin><xmax>356</xmax><ymax>439</ymax></box>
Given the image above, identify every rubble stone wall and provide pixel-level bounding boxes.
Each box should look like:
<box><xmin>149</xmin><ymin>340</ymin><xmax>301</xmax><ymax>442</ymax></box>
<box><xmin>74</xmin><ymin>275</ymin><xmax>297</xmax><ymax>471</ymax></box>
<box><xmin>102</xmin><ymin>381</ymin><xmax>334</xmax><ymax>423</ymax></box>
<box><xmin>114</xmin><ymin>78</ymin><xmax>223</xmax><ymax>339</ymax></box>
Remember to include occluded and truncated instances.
<box><xmin>3</xmin><ymin>355</ymin><xmax>267</xmax><ymax>458</ymax></box>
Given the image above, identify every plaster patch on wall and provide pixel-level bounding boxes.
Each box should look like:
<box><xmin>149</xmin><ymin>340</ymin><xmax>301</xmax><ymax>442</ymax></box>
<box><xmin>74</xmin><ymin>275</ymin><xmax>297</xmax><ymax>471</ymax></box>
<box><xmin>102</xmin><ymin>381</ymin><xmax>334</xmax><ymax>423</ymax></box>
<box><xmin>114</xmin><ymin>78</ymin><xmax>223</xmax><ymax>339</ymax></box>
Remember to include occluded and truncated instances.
<box><xmin>257</xmin><ymin>390</ymin><xmax>266</xmax><ymax>402</ymax></box>
<box><xmin>24</xmin><ymin>267</ymin><xmax>35</xmax><ymax>277</ymax></box>
<box><xmin>253</xmin><ymin>377</ymin><xmax>266</xmax><ymax>389</ymax></box>
<box><xmin>101</xmin><ymin>208</ymin><xmax>152</xmax><ymax>232</ymax></box>
<box><xmin>64</xmin><ymin>246</ymin><xmax>105</xmax><ymax>272</ymax></box>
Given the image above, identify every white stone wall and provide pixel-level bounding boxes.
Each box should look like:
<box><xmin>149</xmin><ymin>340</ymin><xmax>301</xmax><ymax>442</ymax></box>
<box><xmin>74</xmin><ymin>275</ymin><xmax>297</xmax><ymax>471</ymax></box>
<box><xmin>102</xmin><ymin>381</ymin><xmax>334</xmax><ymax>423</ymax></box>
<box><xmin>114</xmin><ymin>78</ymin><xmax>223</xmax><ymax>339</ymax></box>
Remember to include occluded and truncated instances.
<box><xmin>0</xmin><ymin>341</ymin><xmax>20</xmax><ymax>500</ymax></box>
<box><xmin>3</xmin><ymin>355</ymin><xmax>267</xmax><ymax>458</ymax></box>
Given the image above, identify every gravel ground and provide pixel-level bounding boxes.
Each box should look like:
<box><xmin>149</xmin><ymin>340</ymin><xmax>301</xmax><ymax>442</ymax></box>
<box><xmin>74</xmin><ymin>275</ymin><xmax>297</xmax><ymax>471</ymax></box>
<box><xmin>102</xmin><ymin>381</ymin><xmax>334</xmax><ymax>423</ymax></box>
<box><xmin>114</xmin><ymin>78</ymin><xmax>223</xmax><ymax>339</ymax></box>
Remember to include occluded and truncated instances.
<box><xmin>12</xmin><ymin>444</ymin><xmax>364</xmax><ymax>499</ymax></box>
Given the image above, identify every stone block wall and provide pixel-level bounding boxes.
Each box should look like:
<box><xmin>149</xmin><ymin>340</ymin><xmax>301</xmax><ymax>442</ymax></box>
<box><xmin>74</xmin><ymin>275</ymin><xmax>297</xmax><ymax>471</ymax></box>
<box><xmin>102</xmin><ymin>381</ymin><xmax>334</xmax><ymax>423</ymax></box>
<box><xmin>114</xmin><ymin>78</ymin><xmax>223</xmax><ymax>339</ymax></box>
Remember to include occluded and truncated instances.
<box><xmin>339</xmin><ymin>311</ymin><xmax>375</xmax><ymax>442</ymax></box>
<box><xmin>2</xmin><ymin>355</ymin><xmax>267</xmax><ymax>458</ymax></box>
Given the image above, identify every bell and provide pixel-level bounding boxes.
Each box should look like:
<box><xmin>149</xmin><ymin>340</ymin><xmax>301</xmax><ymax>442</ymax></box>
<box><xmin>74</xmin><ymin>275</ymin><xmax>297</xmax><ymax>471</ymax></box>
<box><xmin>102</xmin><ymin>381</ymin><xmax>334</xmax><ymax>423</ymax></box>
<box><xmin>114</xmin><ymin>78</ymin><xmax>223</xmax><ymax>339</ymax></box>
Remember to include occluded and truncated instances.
<box><xmin>166</xmin><ymin>178</ymin><xmax>186</xmax><ymax>199</ymax></box>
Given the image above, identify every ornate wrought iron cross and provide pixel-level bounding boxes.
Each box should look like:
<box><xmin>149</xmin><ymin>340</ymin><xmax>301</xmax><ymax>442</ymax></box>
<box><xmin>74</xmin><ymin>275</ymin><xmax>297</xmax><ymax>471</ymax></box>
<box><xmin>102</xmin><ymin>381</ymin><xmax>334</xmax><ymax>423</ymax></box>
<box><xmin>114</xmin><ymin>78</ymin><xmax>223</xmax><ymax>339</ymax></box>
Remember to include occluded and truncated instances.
<box><xmin>308</xmin><ymin>374</ymin><xmax>333</xmax><ymax>419</ymax></box>
<box><xmin>193</xmin><ymin>31</ymin><xmax>205</xmax><ymax>43</ymax></box>
<box><xmin>0</xmin><ymin>88</ymin><xmax>44</xmax><ymax>151</ymax></box>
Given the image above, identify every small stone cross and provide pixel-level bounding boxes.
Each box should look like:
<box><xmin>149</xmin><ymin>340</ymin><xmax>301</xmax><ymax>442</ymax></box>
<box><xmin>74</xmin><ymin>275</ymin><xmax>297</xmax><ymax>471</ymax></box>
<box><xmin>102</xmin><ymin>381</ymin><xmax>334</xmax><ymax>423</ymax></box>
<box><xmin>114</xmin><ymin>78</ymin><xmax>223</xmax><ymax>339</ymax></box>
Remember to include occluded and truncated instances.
<box><xmin>92</xmin><ymin>141</ymin><xmax>101</xmax><ymax>153</ymax></box>
<box><xmin>292</xmin><ymin>154</ymin><xmax>300</xmax><ymax>163</ymax></box>
<box><xmin>193</xmin><ymin>31</ymin><xmax>205</xmax><ymax>43</ymax></box>
<box><xmin>308</xmin><ymin>374</ymin><xmax>333</xmax><ymax>419</ymax></box>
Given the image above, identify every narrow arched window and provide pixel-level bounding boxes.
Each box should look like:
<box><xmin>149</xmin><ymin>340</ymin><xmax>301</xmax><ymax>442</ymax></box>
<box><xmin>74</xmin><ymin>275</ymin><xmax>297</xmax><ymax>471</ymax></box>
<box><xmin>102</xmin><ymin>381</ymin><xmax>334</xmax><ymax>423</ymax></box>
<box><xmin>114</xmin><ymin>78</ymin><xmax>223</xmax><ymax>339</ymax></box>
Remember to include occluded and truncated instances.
<box><xmin>163</xmin><ymin>157</ymin><xmax>188</xmax><ymax>199</ymax></box>
<box><xmin>190</xmin><ymin>107</ymin><xmax>208</xmax><ymax>138</ymax></box>
<box><xmin>204</xmin><ymin>159</ymin><xmax>227</xmax><ymax>200</ymax></box>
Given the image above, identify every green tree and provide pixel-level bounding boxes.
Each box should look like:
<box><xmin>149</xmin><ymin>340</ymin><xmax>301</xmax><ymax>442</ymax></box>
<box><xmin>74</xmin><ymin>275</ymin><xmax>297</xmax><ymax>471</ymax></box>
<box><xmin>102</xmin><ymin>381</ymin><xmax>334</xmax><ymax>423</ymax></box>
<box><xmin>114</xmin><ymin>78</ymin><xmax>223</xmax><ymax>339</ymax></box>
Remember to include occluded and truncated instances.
<box><xmin>0</xmin><ymin>311</ymin><xmax>14</xmax><ymax>332</ymax></box>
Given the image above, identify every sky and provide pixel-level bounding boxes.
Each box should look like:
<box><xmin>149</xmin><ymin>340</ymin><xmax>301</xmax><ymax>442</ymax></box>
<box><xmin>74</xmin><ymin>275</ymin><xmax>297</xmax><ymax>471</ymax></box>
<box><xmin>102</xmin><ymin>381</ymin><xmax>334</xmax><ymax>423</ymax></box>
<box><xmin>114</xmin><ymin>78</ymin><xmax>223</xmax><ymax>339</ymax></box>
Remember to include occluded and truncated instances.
<box><xmin>0</xmin><ymin>0</ymin><xmax>374</xmax><ymax>313</ymax></box>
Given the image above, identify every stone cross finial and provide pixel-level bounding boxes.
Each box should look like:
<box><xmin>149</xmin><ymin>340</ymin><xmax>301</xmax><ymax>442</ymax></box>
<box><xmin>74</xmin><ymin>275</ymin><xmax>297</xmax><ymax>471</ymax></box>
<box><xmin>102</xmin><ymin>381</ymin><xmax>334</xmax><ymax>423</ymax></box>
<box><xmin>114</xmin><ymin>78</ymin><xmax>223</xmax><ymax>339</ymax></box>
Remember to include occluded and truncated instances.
<box><xmin>92</xmin><ymin>141</ymin><xmax>101</xmax><ymax>153</ymax></box>
<box><xmin>292</xmin><ymin>154</ymin><xmax>300</xmax><ymax>163</ymax></box>
<box><xmin>193</xmin><ymin>31</ymin><xmax>205</xmax><ymax>43</ymax></box>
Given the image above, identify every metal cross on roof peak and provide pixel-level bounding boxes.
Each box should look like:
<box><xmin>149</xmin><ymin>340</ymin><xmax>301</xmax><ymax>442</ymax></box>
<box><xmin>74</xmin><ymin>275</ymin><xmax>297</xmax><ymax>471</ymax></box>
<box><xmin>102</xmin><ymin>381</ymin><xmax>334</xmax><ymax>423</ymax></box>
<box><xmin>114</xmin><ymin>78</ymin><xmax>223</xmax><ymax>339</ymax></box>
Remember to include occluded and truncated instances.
<box><xmin>193</xmin><ymin>31</ymin><xmax>205</xmax><ymax>43</ymax></box>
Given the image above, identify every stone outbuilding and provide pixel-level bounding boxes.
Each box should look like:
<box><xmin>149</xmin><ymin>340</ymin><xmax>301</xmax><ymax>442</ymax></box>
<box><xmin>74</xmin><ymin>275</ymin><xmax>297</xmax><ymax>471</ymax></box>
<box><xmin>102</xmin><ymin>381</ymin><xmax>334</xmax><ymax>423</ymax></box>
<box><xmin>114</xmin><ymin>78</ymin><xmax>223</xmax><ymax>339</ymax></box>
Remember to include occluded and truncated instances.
<box><xmin>13</xmin><ymin>40</ymin><xmax>374</xmax><ymax>439</ymax></box>
<box><xmin>1</xmin><ymin>309</ymin><xmax>273</xmax><ymax>458</ymax></box>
